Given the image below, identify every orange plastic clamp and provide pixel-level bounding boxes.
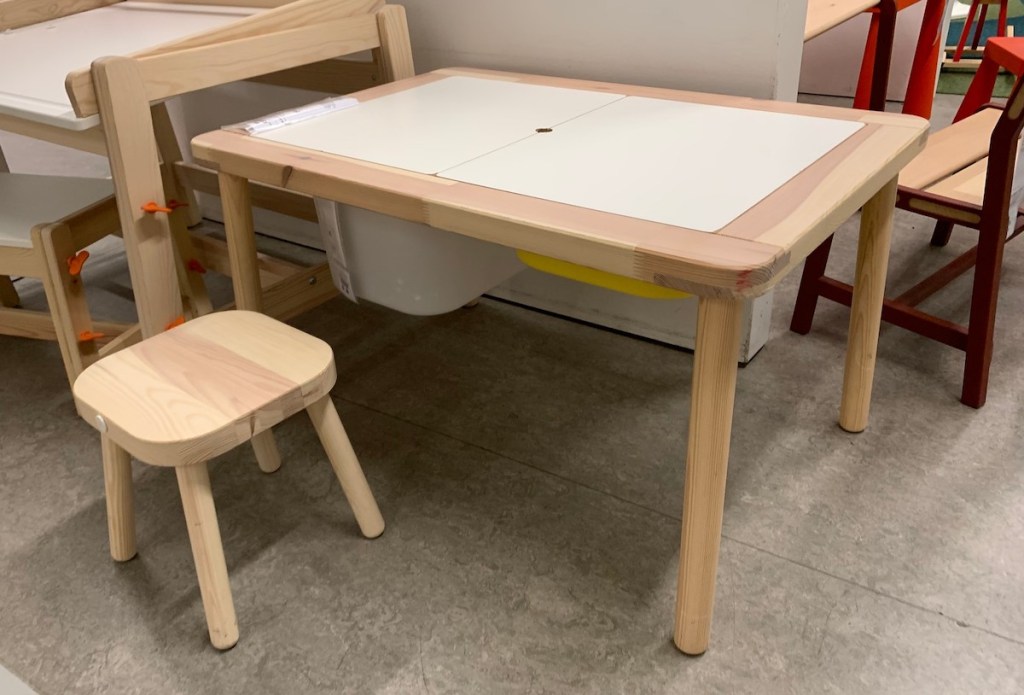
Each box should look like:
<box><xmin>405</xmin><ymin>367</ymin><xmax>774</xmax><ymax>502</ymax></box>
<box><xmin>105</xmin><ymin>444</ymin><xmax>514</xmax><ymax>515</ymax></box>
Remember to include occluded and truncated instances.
<box><xmin>78</xmin><ymin>330</ymin><xmax>105</xmax><ymax>342</ymax></box>
<box><xmin>141</xmin><ymin>201</ymin><xmax>173</xmax><ymax>214</ymax></box>
<box><xmin>165</xmin><ymin>315</ymin><xmax>186</xmax><ymax>331</ymax></box>
<box><xmin>66</xmin><ymin>250</ymin><xmax>90</xmax><ymax>277</ymax></box>
<box><xmin>187</xmin><ymin>258</ymin><xmax>207</xmax><ymax>274</ymax></box>
<box><xmin>166</xmin><ymin>199</ymin><xmax>189</xmax><ymax>210</ymax></box>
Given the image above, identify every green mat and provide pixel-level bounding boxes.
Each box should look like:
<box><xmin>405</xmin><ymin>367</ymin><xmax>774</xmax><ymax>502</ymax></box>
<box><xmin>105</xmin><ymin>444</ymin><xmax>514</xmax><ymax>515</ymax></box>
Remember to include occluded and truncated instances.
<box><xmin>937</xmin><ymin>70</ymin><xmax>1015</xmax><ymax>96</ymax></box>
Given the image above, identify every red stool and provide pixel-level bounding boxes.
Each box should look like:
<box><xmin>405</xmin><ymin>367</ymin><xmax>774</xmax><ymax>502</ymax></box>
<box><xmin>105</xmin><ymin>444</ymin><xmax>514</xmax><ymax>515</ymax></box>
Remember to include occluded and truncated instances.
<box><xmin>853</xmin><ymin>0</ymin><xmax>948</xmax><ymax>118</ymax></box>
<box><xmin>953</xmin><ymin>0</ymin><xmax>1010</xmax><ymax>63</ymax></box>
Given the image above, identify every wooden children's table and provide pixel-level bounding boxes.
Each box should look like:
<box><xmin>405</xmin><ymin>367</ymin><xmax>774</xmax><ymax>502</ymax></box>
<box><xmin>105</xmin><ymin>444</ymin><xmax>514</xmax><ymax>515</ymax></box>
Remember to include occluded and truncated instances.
<box><xmin>193</xmin><ymin>68</ymin><xmax>929</xmax><ymax>655</ymax></box>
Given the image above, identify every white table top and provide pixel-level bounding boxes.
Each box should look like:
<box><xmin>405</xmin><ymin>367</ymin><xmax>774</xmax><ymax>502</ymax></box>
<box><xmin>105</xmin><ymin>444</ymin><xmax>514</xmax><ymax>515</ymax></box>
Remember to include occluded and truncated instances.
<box><xmin>0</xmin><ymin>1</ymin><xmax>253</xmax><ymax>130</ymax></box>
<box><xmin>256</xmin><ymin>76</ymin><xmax>863</xmax><ymax>233</ymax></box>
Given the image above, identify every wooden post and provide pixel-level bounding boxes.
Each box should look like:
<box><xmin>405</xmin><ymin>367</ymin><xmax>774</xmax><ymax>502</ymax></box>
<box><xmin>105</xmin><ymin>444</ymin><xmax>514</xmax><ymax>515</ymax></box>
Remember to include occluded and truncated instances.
<box><xmin>92</xmin><ymin>56</ymin><xmax>183</xmax><ymax>339</ymax></box>
<box><xmin>674</xmin><ymin>296</ymin><xmax>742</xmax><ymax>655</ymax></box>
<box><xmin>151</xmin><ymin>102</ymin><xmax>213</xmax><ymax>316</ymax></box>
<box><xmin>840</xmin><ymin>177</ymin><xmax>898</xmax><ymax>432</ymax></box>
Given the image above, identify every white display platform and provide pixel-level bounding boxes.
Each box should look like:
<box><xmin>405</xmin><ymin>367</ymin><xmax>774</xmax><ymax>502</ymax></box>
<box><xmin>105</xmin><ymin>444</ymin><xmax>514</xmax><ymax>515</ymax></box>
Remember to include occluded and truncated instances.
<box><xmin>0</xmin><ymin>1</ymin><xmax>253</xmax><ymax>128</ymax></box>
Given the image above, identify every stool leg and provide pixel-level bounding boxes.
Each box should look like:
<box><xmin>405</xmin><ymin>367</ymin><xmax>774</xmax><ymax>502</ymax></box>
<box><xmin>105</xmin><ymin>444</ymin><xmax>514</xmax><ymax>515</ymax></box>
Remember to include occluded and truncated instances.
<box><xmin>971</xmin><ymin>4</ymin><xmax>990</xmax><ymax>51</ymax></box>
<box><xmin>854</xmin><ymin>12</ymin><xmax>881</xmax><ymax>110</ymax></box>
<box><xmin>999</xmin><ymin>0</ymin><xmax>1009</xmax><ymax>36</ymax></box>
<box><xmin>176</xmin><ymin>462</ymin><xmax>239</xmax><ymax>650</ymax></box>
<box><xmin>251</xmin><ymin>430</ymin><xmax>282</xmax><ymax>474</ymax></box>
<box><xmin>955</xmin><ymin>53</ymin><xmax>1001</xmax><ymax>122</ymax></box>
<box><xmin>102</xmin><ymin>434</ymin><xmax>136</xmax><ymax>562</ymax></box>
<box><xmin>306</xmin><ymin>395</ymin><xmax>385</xmax><ymax>539</ymax></box>
<box><xmin>955</xmin><ymin>2</ymin><xmax>981</xmax><ymax>62</ymax></box>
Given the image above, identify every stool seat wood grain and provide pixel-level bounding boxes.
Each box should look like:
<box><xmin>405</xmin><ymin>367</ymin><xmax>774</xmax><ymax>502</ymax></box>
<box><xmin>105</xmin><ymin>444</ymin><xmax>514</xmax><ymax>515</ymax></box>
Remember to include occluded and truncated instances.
<box><xmin>73</xmin><ymin>309</ymin><xmax>385</xmax><ymax>649</ymax></box>
<box><xmin>74</xmin><ymin>310</ymin><xmax>336</xmax><ymax>466</ymax></box>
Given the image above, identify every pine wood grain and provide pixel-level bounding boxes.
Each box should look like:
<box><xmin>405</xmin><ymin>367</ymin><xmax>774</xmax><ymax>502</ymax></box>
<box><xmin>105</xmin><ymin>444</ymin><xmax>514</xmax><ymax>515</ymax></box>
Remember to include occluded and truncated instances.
<box><xmin>840</xmin><ymin>178</ymin><xmax>899</xmax><ymax>432</ymax></box>
<box><xmin>102</xmin><ymin>433</ymin><xmax>137</xmax><ymax>562</ymax></box>
<box><xmin>673</xmin><ymin>297</ymin><xmax>742</xmax><ymax>655</ymax></box>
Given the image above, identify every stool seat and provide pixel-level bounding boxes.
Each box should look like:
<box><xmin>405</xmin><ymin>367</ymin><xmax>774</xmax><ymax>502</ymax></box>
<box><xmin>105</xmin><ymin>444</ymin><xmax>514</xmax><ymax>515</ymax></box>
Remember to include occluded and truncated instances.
<box><xmin>0</xmin><ymin>173</ymin><xmax>113</xmax><ymax>247</ymax></box>
<box><xmin>74</xmin><ymin>310</ymin><xmax>336</xmax><ymax>467</ymax></box>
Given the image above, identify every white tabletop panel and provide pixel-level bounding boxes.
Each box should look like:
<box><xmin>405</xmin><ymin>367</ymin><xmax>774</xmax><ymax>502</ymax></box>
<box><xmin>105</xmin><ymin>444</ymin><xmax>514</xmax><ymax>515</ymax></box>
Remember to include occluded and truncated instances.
<box><xmin>440</xmin><ymin>96</ymin><xmax>864</xmax><ymax>233</ymax></box>
<box><xmin>0</xmin><ymin>2</ymin><xmax>254</xmax><ymax>130</ymax></box>
<box><xmin>253</xmin><ymin>76</ymin><xmax>862</xmax><ymax>232</ymax></box>
<box><xmin>255</xmin><ymin>76</ymin><xmax>626</xmax><ymax>174</ymax></box>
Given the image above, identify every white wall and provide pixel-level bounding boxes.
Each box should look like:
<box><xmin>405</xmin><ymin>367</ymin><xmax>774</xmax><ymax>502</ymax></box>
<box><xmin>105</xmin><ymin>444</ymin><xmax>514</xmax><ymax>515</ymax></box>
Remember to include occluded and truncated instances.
<box><xmin>400</xmin><ymin>0</ymin><xmax>808</xmax><ymax>100</ymax></box>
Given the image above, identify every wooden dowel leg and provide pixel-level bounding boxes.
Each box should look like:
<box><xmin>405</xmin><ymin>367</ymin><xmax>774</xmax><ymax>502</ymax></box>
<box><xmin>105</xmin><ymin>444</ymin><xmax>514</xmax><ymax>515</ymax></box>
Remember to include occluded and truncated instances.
<box><xmin>840</xmin><ymin>178</ymin><xmax>898</xmax><ymax>433</ymax></box>
<box><xmin>176</xmin><ymin>463</ymin><xmax>238</xmax><ymax>650</ymax></box>
<box><xmin>306</xmin><ymin>395</ymin><xmax>385</xmax><ymax>539</ymax></box>
<box><xmin>219</xmin><ymin>172</ymin><xmax>263</xmax><ymax>312</ymax></box>
<box><xmin>251</xmin><ymin>429</ymin><xmax>282</xmax><ymax>474</ymax></box>
<box><xmin>101</xmin><ymin>434</ymin><xmax>136</xmax><ymax>562</ymax></box>
<box><xmin>674</xmin><ymin>297</ymin><xmax>742</xmax><ymax>656</ymax></box>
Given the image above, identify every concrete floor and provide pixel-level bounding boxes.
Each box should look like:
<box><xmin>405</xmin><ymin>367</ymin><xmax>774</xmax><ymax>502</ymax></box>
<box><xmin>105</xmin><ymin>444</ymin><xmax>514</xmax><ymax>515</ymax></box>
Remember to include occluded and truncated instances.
<box><xmin>0</xmin><ymin>94</ymin><xmax>1022</xmax><ymax>694</ymax></box>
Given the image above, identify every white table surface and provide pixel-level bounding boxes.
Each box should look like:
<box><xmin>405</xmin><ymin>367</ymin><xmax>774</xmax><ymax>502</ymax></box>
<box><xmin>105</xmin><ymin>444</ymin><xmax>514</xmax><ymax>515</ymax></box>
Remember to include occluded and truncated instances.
<box><xmin>0</xmin><ymin>1</ymin><xmax>253</xmax><ymax>130</ymax></box>
<box><xmin>256</xmin><ymin>76</ymin><xmax>863</xmax><ymax>233</ymax></box>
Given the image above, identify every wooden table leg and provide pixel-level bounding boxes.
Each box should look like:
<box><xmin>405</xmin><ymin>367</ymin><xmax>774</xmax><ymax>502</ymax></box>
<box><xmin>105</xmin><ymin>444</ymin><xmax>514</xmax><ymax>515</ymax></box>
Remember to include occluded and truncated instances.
<box><xmin>674</xmin><ymin>296</ymin><xmax>742</xmax><ymax>656</ymax></box>
<box><xmin>219</xmin><ymin>171</ymin><xmax>263</xmax><ymax>312</ymax></box>
<box><xmin>219</xmin><ymin>170</ymin><xmax>281</xmax><ymax>472</ymax></box>
<box><xmin>840</xmin><ymin>178</ymin><xmax>898</xmax><ymax>433</ymax></box>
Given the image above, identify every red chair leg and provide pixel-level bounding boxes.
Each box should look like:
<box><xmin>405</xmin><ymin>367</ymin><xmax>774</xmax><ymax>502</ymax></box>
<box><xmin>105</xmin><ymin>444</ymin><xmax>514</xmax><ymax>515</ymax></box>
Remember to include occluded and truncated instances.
<box><xmin>955</xmin><ymin>52</ymin><xmax>1002</xmax><ymax>122</ymax></box>
<box><xmin>855</xmin><ymin>12</ymin><xmax>882</xmax><ymax>110</ymax></box>
<box><xmin>930</xmin><ymin>220</ymin><xmax>955</xmax><ymax>247</ymax></box>
<box><xmin>954</xmin><ymin>1</ymin><xmax>982</xmax><ymax>62</ymax></box>
<box><xmin>971</xmin><ymin>4</ymin><xmax>990</xmax><ymax>51</ymax></box>
<box><xmin>904</xmin><ymin>0</ymin><xmax>950</xmax><ymax>119</ymax></box>
<box><xmin>998</xmin><ymin>0</ymin><xmax>1009</xmax><ymax>37</ymax></box>
<box><xmin>961</xmin><ymin>220</ymin><xmax>1008</xmax><ymax>408</ymax></box>
<box><xmin>790</xmin><ymin>236</ymin><xmax>835</xmax><ymax>335</ymax></box>
<box><xmin>868</xmin><ymin>0</ymin><xmax>898</xmax><ymax>111</ymax></box>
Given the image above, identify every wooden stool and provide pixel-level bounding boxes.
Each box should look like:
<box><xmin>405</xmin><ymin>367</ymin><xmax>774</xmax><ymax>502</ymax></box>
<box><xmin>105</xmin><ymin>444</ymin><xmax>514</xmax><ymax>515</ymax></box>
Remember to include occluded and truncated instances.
<box><xmin>953</xmin><ymin>0</ymin><xmax>1010</xmax><ymax>63</ymax></box>
<box><xmin>73</xmin><ymin>309</ymin><xmax>384</xmax><ymax>649</ymax></box>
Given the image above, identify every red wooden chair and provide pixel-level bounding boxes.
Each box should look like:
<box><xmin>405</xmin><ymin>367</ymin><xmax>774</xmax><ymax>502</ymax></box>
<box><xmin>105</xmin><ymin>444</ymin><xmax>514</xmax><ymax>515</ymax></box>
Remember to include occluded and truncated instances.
<box><xmin>790</xmin><ymin>36</ymin><xmax>1024</xmax><ymax>408</ymax></box>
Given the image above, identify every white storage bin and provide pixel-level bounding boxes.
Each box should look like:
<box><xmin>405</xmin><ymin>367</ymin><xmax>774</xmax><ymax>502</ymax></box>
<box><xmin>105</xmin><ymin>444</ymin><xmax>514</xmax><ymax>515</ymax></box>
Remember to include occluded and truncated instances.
<box><xmin>317</xmin><ymin>201</ymin><xmax>524</xmax><ymax>316</ymax></box>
